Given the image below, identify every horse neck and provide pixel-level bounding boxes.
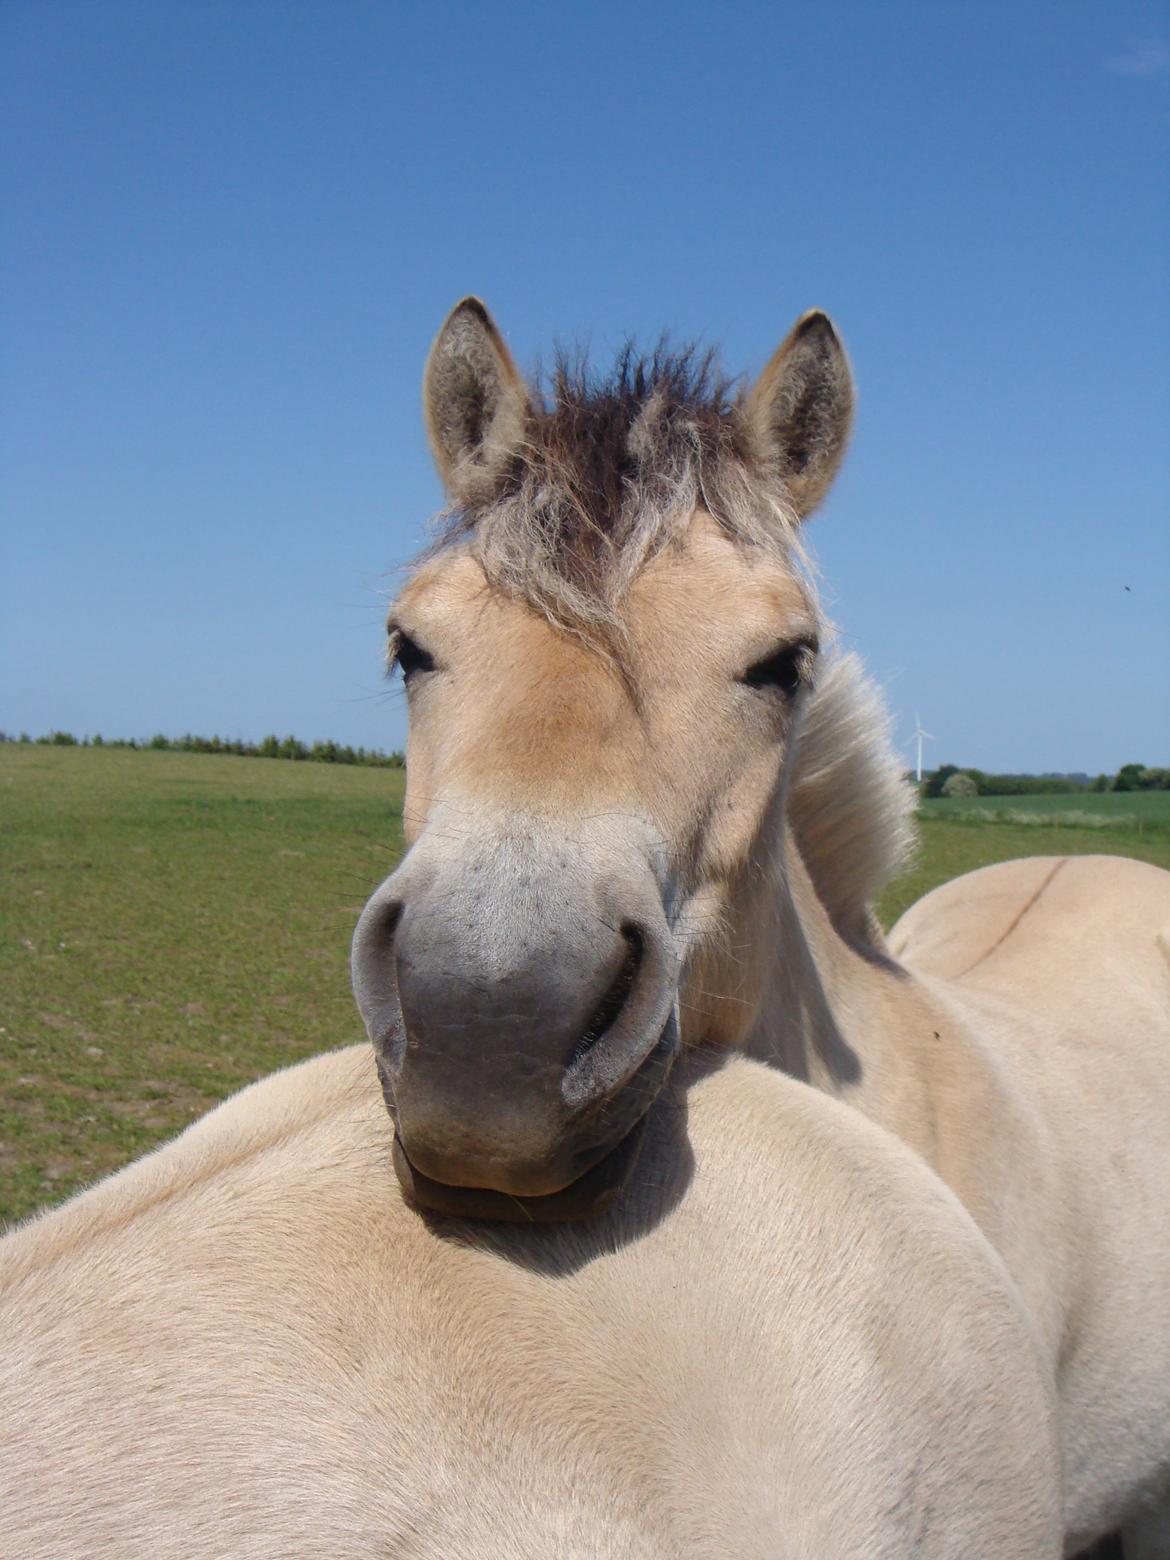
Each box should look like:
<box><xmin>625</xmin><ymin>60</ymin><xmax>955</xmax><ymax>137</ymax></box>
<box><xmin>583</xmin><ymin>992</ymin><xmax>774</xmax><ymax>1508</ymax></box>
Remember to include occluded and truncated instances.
<box><xmin>681</xmin><ymin>827</ymin><xmax>901</xmax><ymax>1100</ymax></box>
<box><xmin>680</xmin><ymin>817</ymin><xmax>1071</xmax><ymax>1350</ymax></box>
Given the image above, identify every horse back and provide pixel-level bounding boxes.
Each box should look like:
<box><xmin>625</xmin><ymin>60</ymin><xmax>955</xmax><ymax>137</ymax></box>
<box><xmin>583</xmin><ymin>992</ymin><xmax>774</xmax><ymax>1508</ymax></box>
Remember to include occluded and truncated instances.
<box><xmin>889</xmin><ymin>853</ymin><xmax>1170</xmax><ymax>1009</ymax></box>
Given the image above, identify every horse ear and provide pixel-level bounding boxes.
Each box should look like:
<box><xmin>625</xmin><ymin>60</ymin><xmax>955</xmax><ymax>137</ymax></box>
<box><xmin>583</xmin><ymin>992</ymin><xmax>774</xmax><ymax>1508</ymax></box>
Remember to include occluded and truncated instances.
<box><xmin>741</xmin><ymin>311</ymin><xmax>854</xmax><ymax>519</ymax></box>
<box><xmin>423</xmin><ymin>297</ymin><xmax>530</xmax><ymax>504</ymax></box>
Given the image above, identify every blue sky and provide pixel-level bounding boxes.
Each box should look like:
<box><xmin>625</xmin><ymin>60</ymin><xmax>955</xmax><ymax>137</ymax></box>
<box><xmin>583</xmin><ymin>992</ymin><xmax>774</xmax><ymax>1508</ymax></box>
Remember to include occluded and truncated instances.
<box><xmin>2</xmin><ymin>1</ymin><xmax>1167</xmax><ymax>773</ymax></box>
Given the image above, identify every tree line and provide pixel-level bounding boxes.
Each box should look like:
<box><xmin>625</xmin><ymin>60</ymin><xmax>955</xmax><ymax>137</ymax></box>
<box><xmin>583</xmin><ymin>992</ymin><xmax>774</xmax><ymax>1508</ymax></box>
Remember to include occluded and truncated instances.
<box><xmin>924</xmin><ymin>763</ymin><xmax>1170</xmax><ymax>798</ymax></box>
<box><xmin>0</xmin><ymin>730</ymin><xmax>405</xmax><ymax>768</ymax></box>
<box><xmin>4</xmin><ymin>732</ymin><xmax>1164</xmax><ymax>791</ymax></box>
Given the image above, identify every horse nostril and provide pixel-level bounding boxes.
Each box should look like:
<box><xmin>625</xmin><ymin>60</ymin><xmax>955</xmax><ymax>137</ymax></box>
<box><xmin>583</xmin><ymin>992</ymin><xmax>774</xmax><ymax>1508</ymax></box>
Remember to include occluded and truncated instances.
<box><xmin>568</xmin><ymin>924</ymin><xmax>644</xmax><ymax>1071</ymax></box>
<box><xmin>375</xmin><ymin>898</ymin><xmax>403</xmax><ymax>945</ymax></box>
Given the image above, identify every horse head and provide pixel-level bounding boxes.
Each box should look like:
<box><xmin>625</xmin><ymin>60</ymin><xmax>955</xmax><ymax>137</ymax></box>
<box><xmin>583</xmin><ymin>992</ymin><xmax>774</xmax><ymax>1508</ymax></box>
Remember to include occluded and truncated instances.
<box><xmin>352</xmin><ymin>298</ymin><xmax>853</xmax><ymax>1218</ymax></box>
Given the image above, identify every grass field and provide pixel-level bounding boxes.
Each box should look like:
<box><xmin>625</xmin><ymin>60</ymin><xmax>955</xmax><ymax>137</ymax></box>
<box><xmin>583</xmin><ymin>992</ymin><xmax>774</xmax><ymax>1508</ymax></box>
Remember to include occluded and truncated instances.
<box><xmin>919</xmin><ymin>790</ymin><xmax>1170</xmax><ymax>829</ymax></box>
<box><xmin>1</xmin><ymin>747</ymin><xmax>404</xmax><ymax>1224</ymax></box>
<box><xmin>3</xmin><ymin>746</ymin><xmax>1169</xmax><ymax>1226</ymax></box>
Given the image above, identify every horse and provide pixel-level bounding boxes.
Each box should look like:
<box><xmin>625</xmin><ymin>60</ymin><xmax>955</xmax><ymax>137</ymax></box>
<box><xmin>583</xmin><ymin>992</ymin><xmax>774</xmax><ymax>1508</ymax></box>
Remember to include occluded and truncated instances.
<box><xmin>346</xmin><ymin>299</ymin><xmax>1170</xmax><ymax>1554</ymax></box>
<box><xmin>0</xmin><ymin>1045</ymin><xmax>1062</xmax><ymax>1556</ymax></box>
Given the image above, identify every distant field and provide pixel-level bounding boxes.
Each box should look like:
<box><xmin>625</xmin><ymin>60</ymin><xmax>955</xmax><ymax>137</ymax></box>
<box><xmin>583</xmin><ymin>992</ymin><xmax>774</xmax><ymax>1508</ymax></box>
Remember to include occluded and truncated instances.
<box><xmin>3</xmin><ymin>746</ymin><xmax>1168</xmax><ymax>1224</ymax></box>
<box><xmin>920</xmin><ymin>790</ymin><xmax>1170</xmax><ymax>827</ymax></box>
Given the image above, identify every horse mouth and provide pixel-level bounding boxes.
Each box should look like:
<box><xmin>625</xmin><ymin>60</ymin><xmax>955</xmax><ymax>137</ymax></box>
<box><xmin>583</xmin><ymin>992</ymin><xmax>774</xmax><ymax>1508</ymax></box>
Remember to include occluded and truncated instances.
<box><xmin>391</xmin><ymin>1113</ymin><xmax>650</xmax><ymax>1223</ymax></box>
<box><xmin>380</xmin><ymin>1005</ymin><xmax>678</xmax><ymax>1223</ymax></box>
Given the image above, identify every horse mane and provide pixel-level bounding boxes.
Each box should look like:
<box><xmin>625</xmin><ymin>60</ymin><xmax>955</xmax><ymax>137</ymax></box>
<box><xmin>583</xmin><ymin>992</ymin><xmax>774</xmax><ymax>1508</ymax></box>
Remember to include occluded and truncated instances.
<box><xmin>787</xmin><ymin>651</ymin><xmax>918</xmax><ymax>944</ymax></box>
<box><xmin>431</xmin><ymin>342</ymin><xmax>800</xmax><ymax>634</ymax></box>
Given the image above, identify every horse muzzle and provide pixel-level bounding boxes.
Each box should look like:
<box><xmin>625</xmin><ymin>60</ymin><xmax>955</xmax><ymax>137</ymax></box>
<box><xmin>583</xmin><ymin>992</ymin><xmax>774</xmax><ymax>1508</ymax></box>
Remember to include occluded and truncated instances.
<box><xmin>351</xmin><ymin>823</ymin><xmax>680</xmax><ymax>1220</ymax></box>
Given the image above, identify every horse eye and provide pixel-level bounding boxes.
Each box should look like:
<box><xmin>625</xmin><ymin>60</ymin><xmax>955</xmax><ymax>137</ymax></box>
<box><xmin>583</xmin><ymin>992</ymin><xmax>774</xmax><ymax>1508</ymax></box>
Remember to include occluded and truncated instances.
<box><xmin>742</xmin><ymin>641</ymin><xmax>817</xmax><ymax>697</ymax></box>
<box><xmin>392</xmin><ymin>631</ymin><xmax>435</xmax><ymax>682</ymax></box>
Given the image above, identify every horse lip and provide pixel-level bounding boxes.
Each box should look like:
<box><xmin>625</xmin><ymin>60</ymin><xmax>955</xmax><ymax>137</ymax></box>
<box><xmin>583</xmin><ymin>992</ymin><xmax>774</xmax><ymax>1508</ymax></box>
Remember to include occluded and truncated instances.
<box><xmin>391</xmin><ymin>1113</ymin><xmax>650</xmax><ymax>1224</ymax></box>
<box><xmin>382</xmin><ymin>1009</ymin><xmax>679</xmax><ymax>1223</ymax></box>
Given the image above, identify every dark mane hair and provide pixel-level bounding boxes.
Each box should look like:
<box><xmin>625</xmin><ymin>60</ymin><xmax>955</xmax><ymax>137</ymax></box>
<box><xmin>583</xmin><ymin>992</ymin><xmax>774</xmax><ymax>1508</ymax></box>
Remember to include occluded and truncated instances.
<box><xmin>530</xmin><ymin>340</ymin><xmax>742</xmax><ymax>526</ymax></box>
<box><xmin>430</xmin><ymin>341</ymin><xmax>796</xmax><ymax>632</ymax></box>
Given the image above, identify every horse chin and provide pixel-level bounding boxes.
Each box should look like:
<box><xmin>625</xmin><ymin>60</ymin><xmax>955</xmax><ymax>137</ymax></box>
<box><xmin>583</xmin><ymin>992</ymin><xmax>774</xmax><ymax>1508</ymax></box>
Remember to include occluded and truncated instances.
<box><xmin>390</xmin><ymin>1112</ymin><xmax>650</xmax><ymax>1223</ymax></box>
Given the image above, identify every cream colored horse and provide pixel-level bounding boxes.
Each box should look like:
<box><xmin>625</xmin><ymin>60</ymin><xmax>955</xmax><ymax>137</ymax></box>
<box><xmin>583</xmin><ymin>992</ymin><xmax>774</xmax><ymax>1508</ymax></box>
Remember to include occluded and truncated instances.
<box><xmin>346</xmin><ymin>300</ymin><xmax>1170</xmax><ymax>1554</ymax></box>
<box><xmin>0</xmin><ymin>1048</ymin><xmax>1061</xmax><ymax>1556</ymax></box>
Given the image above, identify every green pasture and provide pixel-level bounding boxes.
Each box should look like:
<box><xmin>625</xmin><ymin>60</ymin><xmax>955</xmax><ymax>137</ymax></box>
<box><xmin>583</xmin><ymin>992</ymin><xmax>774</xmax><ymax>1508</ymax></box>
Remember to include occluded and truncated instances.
<box><xmin>920</xmin><ymin>790</ymin><xmax>1170</xmax><ymax>828</ymax></box>
<box><xmin>1</xmin><ymin>747</ymin><xmax>404</xmax><ymax>1224</ymax></box>
<box><xmin>3</xmin><ymin>746</ymin><xmax>1169</xmax><ymax>1226</ymax></box>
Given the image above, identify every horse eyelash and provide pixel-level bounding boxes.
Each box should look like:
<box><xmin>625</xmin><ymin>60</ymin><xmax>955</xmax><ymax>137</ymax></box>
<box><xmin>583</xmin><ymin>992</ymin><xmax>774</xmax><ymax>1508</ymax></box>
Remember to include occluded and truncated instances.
<box><xmin>388</xmin><ymin>627</ymin><xmax>436</xmax><ymax>680</ymax></box>
<box><xmin>741</xmin><ymin>639</ymin><xmax>818</xmax><ymax>697</ymax></box>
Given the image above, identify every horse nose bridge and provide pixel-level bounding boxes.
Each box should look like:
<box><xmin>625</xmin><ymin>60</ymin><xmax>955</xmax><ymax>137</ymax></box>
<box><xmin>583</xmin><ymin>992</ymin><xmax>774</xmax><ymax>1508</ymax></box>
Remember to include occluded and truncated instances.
<box><xmin>391</xmin><ymin>804</ymin><xmax>655</xmax><ymax>951</ymax></box>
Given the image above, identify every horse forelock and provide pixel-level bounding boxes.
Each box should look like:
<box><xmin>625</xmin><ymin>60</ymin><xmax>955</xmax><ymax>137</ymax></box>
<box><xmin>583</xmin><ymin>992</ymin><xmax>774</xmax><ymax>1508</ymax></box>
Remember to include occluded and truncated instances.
<box><xmin>426</xmin><ymin>340</ymin><xmax>800</xmax><ymax>634</ymax></box>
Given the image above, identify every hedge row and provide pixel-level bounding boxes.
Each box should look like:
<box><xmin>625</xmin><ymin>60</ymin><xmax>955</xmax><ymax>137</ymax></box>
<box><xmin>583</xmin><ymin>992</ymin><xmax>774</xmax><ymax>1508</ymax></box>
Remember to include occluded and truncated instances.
<box><xmin>924</xmin><ymin>763</ymin><xmax>1170</xmax><ymax>797</ymax></box>
<box><xmin>0</xmin><ymin>730</ymin><xmax>405</xmax><ymax>768</ymax></box>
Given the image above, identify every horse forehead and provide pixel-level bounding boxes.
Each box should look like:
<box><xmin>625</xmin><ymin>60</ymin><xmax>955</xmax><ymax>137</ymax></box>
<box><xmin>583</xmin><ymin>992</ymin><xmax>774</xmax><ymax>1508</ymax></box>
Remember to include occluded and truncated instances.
<box><xmin>394</xmin><ymin>513</ymin><xmax>809</xmax><ymax>659</ymax></box>
<box><xmin>394</xmin><ymin>549</ymin><xmax>487</xmax><ymax>620</ymax></box>
<box><xmin>632</xmin><ymin>515</ymin><xmax>811</xmax><ymax>637</ymax></box>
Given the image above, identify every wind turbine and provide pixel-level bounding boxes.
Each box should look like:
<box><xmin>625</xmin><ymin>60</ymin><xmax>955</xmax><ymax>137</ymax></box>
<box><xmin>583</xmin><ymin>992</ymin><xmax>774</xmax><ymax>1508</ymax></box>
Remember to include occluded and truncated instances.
<box><xmin>908</xmin><ymin>713</ymin><xmax>935</xmax><ymax>785</ymax></box>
